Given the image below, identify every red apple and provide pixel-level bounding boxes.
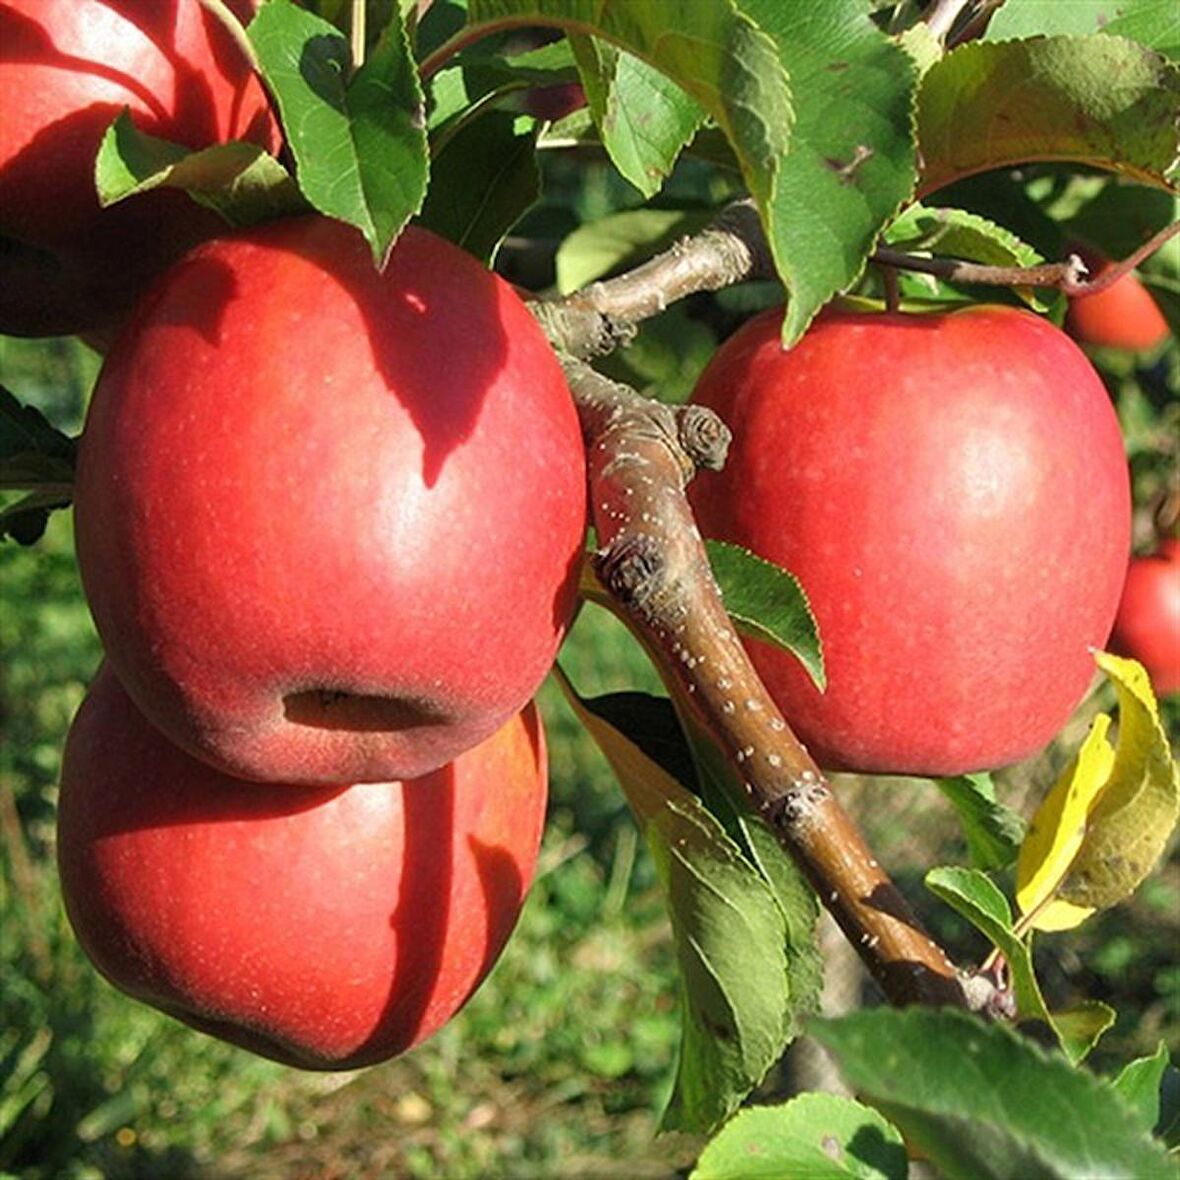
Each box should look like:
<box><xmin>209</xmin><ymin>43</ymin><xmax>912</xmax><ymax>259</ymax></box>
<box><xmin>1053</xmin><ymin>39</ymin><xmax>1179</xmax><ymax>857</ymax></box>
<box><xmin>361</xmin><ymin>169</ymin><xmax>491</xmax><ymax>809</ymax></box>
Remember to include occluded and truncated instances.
<box><xmin>56</xmin><ymin>664</ymin><xmax>548</xmax><ymax>1070</ymax></box>
<box><xmin>688</xmin><ymin>305</ymin><xmax>1131</xmax><ymax>776</ymax></box>
<box><xmin>0</xmin><ymin>0</ymin><xmax>279</xmax><ymax>337</ymax></box>
<box><xmin>1109</xmin><ymin>539</ymin><xmax>1180</xmax><ymax>696</ymax></box>
<box><xmin>1065</xmin><ymin>254</ymin><xmax>1171</xmax><ymax>353</ymax></box>
<box><xmin>74</xmin><ymin>215</ymin><xmax>586</xmax><ymax>785</ymax></box>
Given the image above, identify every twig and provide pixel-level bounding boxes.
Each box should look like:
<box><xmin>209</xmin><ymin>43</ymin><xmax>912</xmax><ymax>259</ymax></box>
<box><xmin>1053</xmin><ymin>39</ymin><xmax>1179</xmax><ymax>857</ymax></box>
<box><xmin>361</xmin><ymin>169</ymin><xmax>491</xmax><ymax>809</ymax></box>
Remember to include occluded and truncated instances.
<box><xmin>923</xmin><ymin>0</ymin><xmax>975</xmax><ymax>46</ymax></box>
<box><xmin>874</xmin><ymin>220</ymin><xmax>1180</xmax><ymax>297</ymax></box>
<box><xmin>560</xmin><ymin>355</ymin><xmax>988</xmax><ymax>1010</ymax></box>
<box><xmin>530</xmin><ymin>200</ymin><xmax>776</xmax><ymax>359</ymax></box>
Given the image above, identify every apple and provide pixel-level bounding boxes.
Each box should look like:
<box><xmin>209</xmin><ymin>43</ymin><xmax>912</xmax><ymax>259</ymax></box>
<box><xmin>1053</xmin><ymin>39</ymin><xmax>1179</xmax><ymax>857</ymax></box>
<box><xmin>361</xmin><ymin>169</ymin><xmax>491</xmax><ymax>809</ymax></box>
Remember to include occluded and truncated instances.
<box><xmin>1109</xmin><ymin>539</ymin><xmax>1180</xmax><ymax>696</ymax></box>
<box><xmin>74</xmin><ymin>215</ymin><xmax>587</xmax><ymax>785</ymax></box>
<box><xmin>56</xmin><ymin>664</ymin><xmax>548</xmax><ymax>1070</ymax></box>
<box><xmin>688</xmin><ymin>304</ymin><xmax>1131</xmax><ymax>776</ymax></box>
<box><xmin>1065</xmin><ymin>252</ymin><xmax>1170</xmax><ymax>353</ymax></box>
<box><xmin>0</xmin><ymin>0</ymin><xmax>279</xmax><ymax>338</ymax></box>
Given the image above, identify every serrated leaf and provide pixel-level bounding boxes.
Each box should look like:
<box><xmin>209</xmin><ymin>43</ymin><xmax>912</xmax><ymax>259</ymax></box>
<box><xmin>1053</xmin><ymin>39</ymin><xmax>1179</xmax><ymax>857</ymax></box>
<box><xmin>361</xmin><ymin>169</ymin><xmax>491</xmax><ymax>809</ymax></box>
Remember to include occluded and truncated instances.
<box><xmin>736</xmin><ymin>0</ymin><xmax>919</xmax><ymax>344</ymax></box>
<box><xmin>1049</xmin><ymin>653</ymin><xmax>1178</xmax><ymax>913</ymax></box>
<box><xmin>925</xmin><ymin>866</ymin><xmax>1116</xmax><ymax>1064</ymax></box>
<box><xmin>464</xmin><ymin>0</ymin><xmax>793</xmax><ymax>306</ymax></box>
<box><xmin>555</xmin><ymin>207</ymin><xmax>715</xmax><ymax>295</ymax></box>
<box><xmin>417</xmin><ymin>110</ymin><xmax>538</xmax><ymax>262</ymax></box>
<box><xmin>570</xmin><ymin>36</ymin><xmax>704</xmax><ymax>198</ymax></box>
<box><xmin>0</xmin><ymin>386</ymin><xmax>76</xmax><ymax>490</ymax></box>
<box><xmin>1049</xmin><ymin>1001</ymin><xmax>1118</xmax><ymax>1067</ymax></box>
<box><xmin>986</xmin><ymin>0</ymin><xmax>1180</xmax><ymax>63</ymax></box>
<box><xmin>1113</xmin><ymin>1043</ymin><xmax>1174</xmax><ymax>1136</ymax></box>
<box><xmin>934</xmin><ymin>773</ymin><xmax>1027</xmax><ymax>871</ymax></box>
<box><xmin>94</xmin><ymin>112</ymin><xmax>304</xmax><ymax>226</ymax></box>
<box><xmin>924</xmin><ymin>865</ymin><xmax>1049</xmax><ymax>1027</ymax></box>
<box><xmin>812</xmin><ymin>1007</ymin><xmax>1177</xmax><ymax>1180</ymax></box>
<box><xmin>706</xmin><ymin>539</ymin><xmax>824</xmax><ymax>691</ymax></box>
<box><xmin>885</xmin><ymin>202</ymin><xmax>1051</xmax><ymax>309</ymax></box>
<box><xmin>1015</xmin><ymin>713</ymin><xmax>1116</xmax><ymax>932</ymax></box>
<box><xmin>917</xmin><ymin>36</ymin><xmax>1180</xmax><ymax>198</ymax></box>
<box><xmin>690</xmin><ymin>1093</ymin><xmax>907</xmax><ymax>1180</ymax></box>
<box><xmin>554</xmin><ymin>668</ymin><xmax>794</xmax><ymax>1134</ymax></box>
<box><xmin>249</xmin><ymin>0</ymin><xmax>427</xmax><ymax>263</ymax></box>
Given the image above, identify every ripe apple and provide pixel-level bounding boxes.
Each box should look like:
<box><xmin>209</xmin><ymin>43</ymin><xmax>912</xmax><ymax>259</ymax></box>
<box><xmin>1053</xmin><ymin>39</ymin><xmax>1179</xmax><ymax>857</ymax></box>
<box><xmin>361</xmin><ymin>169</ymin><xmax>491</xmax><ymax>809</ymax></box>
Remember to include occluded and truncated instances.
<box><xmin>56</xmin><ymin>664</ymin><xmax>548</xmax><ymax>1070</ymax></box>
<box><xmin>688</xmin><ymin>304</ymin><xmax>1131</xmax><ymax>776</ymax></box>
<box><xmin>0</xmin><ymin>0</ymin><xmax>279</xmax><ymax>337</ymax></box>
<box><xmin>1109</xmin><ymin>539</ymin><xmax>1180</xmax><ymax>696</ymax></box>
<box><xmin>1065</xmin><ymin>253</ymin><xmax>1171</xmax><ymax>353</ymax></box>
<box><xmin>74</xmin><ymin>215</ymin><xmax>587</xmax><ymax>785</ymax></box>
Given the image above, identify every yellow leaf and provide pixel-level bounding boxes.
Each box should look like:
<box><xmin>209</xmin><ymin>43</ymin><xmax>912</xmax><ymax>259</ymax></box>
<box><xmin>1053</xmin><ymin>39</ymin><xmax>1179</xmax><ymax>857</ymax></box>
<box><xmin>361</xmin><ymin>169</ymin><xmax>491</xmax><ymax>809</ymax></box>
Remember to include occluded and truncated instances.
<box><xmin>1016</xmin><ymin>713</ymin><xmax>1113</xmax><ymax>932</ymax></box>
<box><xmin>1015</xmin><ymin>652</ymin><xmax>1180</xmax><ymax>934</ymax></box>
<box><xmin>1059</xmin><ymin>652</ymin><xmax>1180</xmax><ymax>911</ymax></box>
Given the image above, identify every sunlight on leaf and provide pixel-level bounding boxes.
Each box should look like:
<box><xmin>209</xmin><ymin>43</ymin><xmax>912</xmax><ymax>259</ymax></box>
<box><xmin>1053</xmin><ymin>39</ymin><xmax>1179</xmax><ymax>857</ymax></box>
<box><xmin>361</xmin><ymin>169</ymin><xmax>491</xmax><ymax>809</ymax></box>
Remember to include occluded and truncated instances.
<box><xmin>1016</xmin><ymin>652</ymin><xmax>1179</xmax><ymax>932</ymax></box>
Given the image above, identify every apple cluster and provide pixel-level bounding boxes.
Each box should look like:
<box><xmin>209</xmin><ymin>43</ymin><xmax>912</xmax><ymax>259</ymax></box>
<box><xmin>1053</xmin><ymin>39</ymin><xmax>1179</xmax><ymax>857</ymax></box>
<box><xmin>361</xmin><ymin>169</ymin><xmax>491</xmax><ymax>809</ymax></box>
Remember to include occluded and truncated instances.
<box><xmin>3</xmin><ymin>0</ymin><xmax>587</xmax><ymax>1069</ymax></box>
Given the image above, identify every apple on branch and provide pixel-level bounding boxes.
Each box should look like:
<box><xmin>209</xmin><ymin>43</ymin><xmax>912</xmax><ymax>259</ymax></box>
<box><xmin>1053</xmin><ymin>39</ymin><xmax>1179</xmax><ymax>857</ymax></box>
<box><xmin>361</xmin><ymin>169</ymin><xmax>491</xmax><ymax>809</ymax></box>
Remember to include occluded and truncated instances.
<box><xmin>0</xmin><ymin>0</ymin><xmax>279</xmax><ymax>339</ymax></box>
<box><xmin>1109</xmin><ymin>539</ymin><xmax>1180</xmax><ymax>697</ymax></box>
<box><xmin>688</xmin><ymin>304</ymin><xmax>1131</xmax><ymax>776</ymax></box>
<box><xmin>74</xmin><ymin>215</ymin><xmax>588</xmax><ymax>785</ymax></box>
<box><xmin>56</xmin><ymin>665</ymin><xmax>548</xmax><ymax>1070</ymax></box>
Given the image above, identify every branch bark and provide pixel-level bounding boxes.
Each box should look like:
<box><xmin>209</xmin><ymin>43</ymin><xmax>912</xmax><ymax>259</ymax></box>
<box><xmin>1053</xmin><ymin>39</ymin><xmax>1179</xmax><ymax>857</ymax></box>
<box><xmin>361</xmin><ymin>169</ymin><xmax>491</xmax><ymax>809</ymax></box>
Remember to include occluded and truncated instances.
<box><xmin>560</xmin><ymin>355</ymin><xmax>989</xmax><ymax>1010</ymax></box>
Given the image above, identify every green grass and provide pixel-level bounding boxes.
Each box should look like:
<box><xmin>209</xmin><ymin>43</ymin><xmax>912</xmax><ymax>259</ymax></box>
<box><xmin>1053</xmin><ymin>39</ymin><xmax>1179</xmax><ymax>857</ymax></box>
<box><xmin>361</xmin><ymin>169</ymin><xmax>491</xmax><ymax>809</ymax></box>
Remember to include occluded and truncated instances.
<box><xmin>3</xmin><ymin>334</ymin><xmax>1177</xmax><ymax>1178</ymax></box>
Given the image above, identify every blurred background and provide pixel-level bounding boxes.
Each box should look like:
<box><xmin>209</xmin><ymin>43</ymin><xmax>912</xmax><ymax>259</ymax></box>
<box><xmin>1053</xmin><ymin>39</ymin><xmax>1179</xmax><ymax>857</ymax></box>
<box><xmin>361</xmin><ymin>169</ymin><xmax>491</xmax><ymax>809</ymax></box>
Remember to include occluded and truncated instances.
<box><xmin>2</xmin><ymin>150</ymin><xmax>1177</xmax><ymax>1179</ymax></box>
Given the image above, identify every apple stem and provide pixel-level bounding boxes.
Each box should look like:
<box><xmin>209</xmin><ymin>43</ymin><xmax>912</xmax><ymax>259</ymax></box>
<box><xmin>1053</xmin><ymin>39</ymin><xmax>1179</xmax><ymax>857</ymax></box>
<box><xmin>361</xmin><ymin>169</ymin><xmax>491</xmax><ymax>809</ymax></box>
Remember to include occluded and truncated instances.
<box><xmin>351</xmin><ymin>0</ymin><xmax>367</xmax><ymax>72</ymax></box>
<box><xmin>558</xmin><ymin>351</ymin><xmax>993</xmax><ymax>1011</ymax></box>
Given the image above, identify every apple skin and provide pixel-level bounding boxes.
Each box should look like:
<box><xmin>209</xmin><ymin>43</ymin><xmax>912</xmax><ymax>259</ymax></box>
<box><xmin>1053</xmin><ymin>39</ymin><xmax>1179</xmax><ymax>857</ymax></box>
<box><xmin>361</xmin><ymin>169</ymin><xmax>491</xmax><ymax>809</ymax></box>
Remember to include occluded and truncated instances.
<box><xmin>1109</xmin><ymin>539</ymin><xmax>1180</xmax><ymax>697</ymax></box>
<box><xmin>56</xmin><ymin>664</ymin><xmax>548</xmax><ymax>1071</ymax></box>
<box><xmin>688</xmin><ymin>305</ymin><xmax>1131</xmax><ymax>776</ymax></box>
<box><xmin>74</xmin><ymin>215</ymin><xmax>587</xmax><ymax>786</ymax></box>
<box><xmin>1065</xmin><ymin>258</ymin><xmax>1171</xmax><ymax>353</ymax></box>
<box><xmin>0</xmin><ymin>0</ymin><xmax>279</xmax><ymax>338</ymax></box>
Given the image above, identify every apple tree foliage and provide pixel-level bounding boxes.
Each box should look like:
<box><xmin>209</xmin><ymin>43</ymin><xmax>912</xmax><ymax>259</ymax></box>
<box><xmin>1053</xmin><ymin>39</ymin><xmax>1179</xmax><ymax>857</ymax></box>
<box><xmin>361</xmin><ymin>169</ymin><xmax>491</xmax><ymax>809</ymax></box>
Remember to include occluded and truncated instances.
<box><xmin>3</xmin><ymin>0</ymin><xmax>1179</xmax><ymax>1174</ymax></box>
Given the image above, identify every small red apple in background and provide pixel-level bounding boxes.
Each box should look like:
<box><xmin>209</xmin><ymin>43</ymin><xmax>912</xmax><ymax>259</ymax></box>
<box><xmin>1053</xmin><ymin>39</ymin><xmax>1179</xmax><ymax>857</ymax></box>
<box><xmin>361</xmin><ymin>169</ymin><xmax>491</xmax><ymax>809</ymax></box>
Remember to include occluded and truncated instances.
<box><xmin>689</xmin><ymin>305</ymin><xmax>1130</xmax><ymax>776</ymax></box>
<box><xmin>57</xmin><ymin>665</ymin><xmax>548</xmax><ymax>1070</ymax></box>
<box><xmin>1065</xmin><ymin>249</ymin><xmax>1171</xmax><ymax>353</ymax></box>
<box><xmin>1109</xmin><ymin>539</ymin><xmax>1180</xmax><ymax>696</ymax></box>
<box><xmin>0</xmin><ymin>0</ymin><xmax>279</xmax><ymax>338</ymax></box>
<box><xmin>74</xmin><ymin>215</ymin><xmax>586</xmax><ymax>786</ymax></box>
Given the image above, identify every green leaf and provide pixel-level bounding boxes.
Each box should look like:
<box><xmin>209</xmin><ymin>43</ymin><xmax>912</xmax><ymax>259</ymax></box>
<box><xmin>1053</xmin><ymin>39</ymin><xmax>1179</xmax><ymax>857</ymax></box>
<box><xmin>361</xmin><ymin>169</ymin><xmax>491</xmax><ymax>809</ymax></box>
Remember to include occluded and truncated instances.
<box><xmin>934</xmin><ymin>773</ymin><xmax>1027</xmax><ymax>870</ymax></box>
<box><xmin>249</xmin><ymin>0</ymin><xmax>428</xmax><ymax>263</ymax></box>
<box><xmin>0</xmin><ymin>386</ymin><xmax>75</xmax><ymax>490</ymax></box>
<box><xmin>94</xmin><ymin>112</ymin><xmax>305</xmax><ymax>226</ymax></box>
<box><xmin>417</xmin><ymin>110</ymin><xmax>538</xmax><ymax>262</ymax></box>
<box><xmin>463</xmin><ymin>0</ymin><xmax>793</xmax><ymax>296</ymax></box>
<box><xmin>1049</xmin><ymin>1001</ymin><xmax>1117</xmax><ymax>1067</ymax></box>
<box><xmin>1112</xmin><ymin>1043</ymin><xmax>1174</xmax><ymax>1136</ymax></box>
<box><xmin>554</xmin><ymin>670</ymin><xmax>795</xmax><ymax>1134</ymax></box>
<box><xmin>916</xmin><ymin>36</ymin><xmax>1180</xmax><ymax>197</ymax></box>
<box><xmin>570</xmin><ymin>36</ymin><xmax>704</xmax><ymax>198</ymax></box>
<box><xmin>924</xmin><ymin>866</ymin><xmax>1047</xmax><ymax>1023</ymax></box>
<box><xmin>885</xmin><ymin>202</ymin><xmax>1053</xmax><ymax>309</ymax></box>
<box><xmin>555</xmin><ymin>207</ymin><xmax>716</xmax><ymax>295</ymax></box>
<box><xmin>923</xmin><ymin>866</ymin><xmax>1116</xmax><ymax>1064</ymax></box>
<box><xmin>706</xmin><ymin>540</ymin><xmax>824</xmax><ymax>691</ymax></box>
<box><xmin>735</xmin><ymin>0</ymin><xmax>920</xmax><ymax>343</ymax></box>
<box><xmin>690</xmin><ymin>1093</ymin><xmax>907</xmax><ymax>1180</ymax></box>
<box><xmin>811</xmin><ymin>1007</ymin><xmax>1178</xmax><ymax>1180</ymax></box>
<box><xmin>986</xmin><ymin>0</ymin><xmax>1180</xmax><ymax>63</ymax></box>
